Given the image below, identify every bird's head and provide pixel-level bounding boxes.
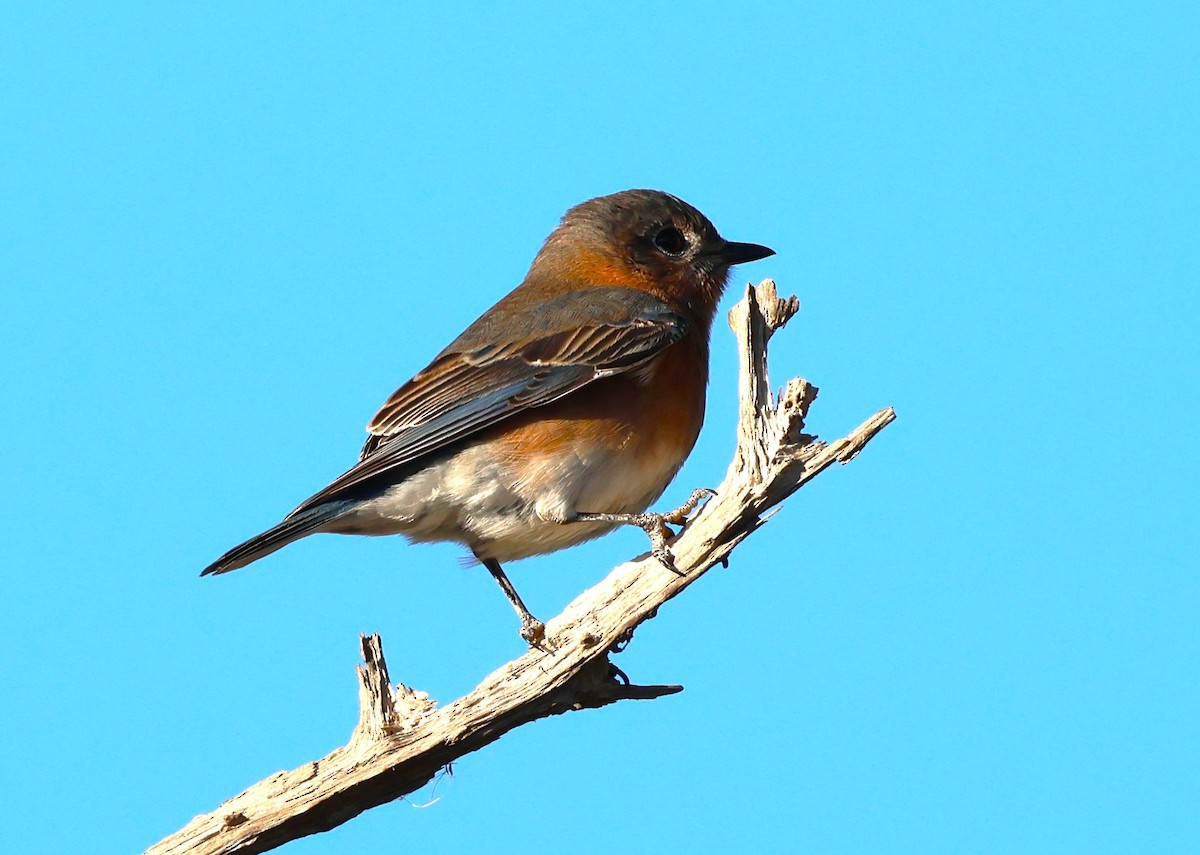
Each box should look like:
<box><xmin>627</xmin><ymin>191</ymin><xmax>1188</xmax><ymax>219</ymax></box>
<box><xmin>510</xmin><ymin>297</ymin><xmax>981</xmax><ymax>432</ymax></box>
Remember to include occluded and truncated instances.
<box><xmin>530</xmin><ymin>189</ymin><xmax>775</xmax><ymax>321</ymax></box>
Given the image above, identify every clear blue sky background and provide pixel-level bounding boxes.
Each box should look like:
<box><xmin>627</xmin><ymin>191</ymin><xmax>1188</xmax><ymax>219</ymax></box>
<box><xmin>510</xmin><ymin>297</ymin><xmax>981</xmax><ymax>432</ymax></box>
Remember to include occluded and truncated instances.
<box><xmin>2</xmin><ymin>3</ymin><xmax>1196</xmax><ymax>853</ymax></box>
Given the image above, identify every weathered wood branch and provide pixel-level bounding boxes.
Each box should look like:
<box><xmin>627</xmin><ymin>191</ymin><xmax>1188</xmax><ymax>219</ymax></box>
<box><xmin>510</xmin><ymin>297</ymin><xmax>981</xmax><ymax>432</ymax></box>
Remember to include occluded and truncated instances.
<box><xmin>146</xmin><ymin>280</ymin><xmax>895</xmax><ymax>855</ymax></box>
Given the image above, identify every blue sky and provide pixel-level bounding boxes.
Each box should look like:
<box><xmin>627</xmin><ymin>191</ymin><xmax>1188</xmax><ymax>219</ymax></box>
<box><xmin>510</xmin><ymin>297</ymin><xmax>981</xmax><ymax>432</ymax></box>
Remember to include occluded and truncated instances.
<box><xmin>2</xmin><ymin>2</ymin><xmax>1197</xmax><ymax>853</ymax></box>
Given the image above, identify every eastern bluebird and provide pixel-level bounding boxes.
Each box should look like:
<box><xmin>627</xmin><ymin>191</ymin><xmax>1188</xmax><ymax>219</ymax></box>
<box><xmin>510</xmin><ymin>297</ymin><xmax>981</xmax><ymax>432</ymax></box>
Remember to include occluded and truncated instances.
<box><xmin>202</xmin><ymin>189</ymin><xmax>774</xmax><ymax>643</ymax></box>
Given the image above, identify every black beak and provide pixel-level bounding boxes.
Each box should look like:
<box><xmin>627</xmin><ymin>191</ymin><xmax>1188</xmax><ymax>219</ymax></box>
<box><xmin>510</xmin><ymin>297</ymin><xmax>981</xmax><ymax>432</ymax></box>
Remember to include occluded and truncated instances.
<box><xmin>709</xmin><ymin>240</ymin><xmax>776</xmax><ymax>265</ymax></box>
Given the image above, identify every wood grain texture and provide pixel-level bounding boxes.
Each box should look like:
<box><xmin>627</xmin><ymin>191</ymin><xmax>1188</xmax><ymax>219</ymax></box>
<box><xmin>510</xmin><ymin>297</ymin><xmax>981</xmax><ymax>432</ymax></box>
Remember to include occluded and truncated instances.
<box><xmin>146</xmin><ymin>280</ymin><xmax>895</xmax><ymax>855</ymax></box>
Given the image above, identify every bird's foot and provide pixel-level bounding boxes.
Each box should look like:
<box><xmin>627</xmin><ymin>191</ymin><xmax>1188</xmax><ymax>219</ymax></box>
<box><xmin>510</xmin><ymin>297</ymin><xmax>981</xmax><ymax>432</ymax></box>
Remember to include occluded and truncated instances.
<box><xmin>575</xmin><ymin>488</ymin><xmax>715</xmax><ymax>573</ymax></box>
<box><xmin>661</xmin><ymin>488</ymin><xmax>717</xmax><ymax>525</ymax></box>
<box><xmin>519</xmin><ymin>615</ymin><xmax>548</xmax><ymax>649</ymax></box>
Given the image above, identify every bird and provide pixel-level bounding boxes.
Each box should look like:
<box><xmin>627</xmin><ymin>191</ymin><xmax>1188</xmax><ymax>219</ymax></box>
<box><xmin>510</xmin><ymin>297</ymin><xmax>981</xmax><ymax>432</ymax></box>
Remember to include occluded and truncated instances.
<box><xmin>202</xmin><ymin>189</ymin><xmax>774</xmax><ymax>643</ymax></box>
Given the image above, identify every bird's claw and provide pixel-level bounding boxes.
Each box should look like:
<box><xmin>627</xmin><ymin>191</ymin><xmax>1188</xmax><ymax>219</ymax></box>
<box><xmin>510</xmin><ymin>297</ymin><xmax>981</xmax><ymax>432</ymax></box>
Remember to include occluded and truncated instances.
<box><xmin>571</xmin><ymin>487</ymin><xmax>716</xmax><ymax>575</ymax></box>
<box><xmin>660</xmin><ymin>487</ymin><xmax>717</xmax><ymax>526</ymax></box>
<box><xmin>653</xmin><ymin>546</ymin><xmax>684</xmax><ymax>575</ymax></box>
<box><xmin>646</xmin><ymin>488</ymin><xmax>715</xmax><ymax>573</ymax></box>
<box><xmin>634</xmin><ymin>514</ymin><xmax>682</xmax><ymax>573</ymax></box>
<box><xmin>519</xmin><ymin>617</ymin><xmax>548</xmax><ymax>649</ymax></box>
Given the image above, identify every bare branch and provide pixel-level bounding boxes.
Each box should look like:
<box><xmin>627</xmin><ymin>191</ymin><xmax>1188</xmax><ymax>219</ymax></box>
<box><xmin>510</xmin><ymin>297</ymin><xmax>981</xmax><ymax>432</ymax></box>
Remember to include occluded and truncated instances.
<box><xmin>146</xmin><ymin>280</ymin><xmax>895</xmax><ymax>855</ymax></box>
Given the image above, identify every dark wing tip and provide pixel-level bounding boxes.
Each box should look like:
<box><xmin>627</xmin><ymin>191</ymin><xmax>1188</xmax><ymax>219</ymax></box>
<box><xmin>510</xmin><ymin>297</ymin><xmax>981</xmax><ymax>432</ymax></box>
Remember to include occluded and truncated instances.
<box><xmin>200</xmin><ymin>554</ymin><xmax>238</xmax><ymax>576</ymax></box>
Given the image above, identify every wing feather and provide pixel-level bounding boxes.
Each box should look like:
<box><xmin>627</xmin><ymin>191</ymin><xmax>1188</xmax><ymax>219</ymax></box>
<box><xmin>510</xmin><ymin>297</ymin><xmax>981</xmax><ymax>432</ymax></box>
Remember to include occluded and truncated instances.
<box><xmin>286</xmin><ymin>287</ymin><xmax>687</xmax><ymax>516</ymax></box>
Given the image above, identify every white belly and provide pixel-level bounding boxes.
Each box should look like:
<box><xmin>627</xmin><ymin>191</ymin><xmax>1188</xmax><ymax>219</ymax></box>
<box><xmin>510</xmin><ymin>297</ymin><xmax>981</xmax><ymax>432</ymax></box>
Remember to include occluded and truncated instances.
<box><xmin>325</xmin><ymin>437</ymin><xmax>684</xmax><ymax>562</ymax></box>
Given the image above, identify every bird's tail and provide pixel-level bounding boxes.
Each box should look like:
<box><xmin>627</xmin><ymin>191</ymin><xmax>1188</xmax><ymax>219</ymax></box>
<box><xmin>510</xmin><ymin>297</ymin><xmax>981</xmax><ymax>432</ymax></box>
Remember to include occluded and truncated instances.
<box><xmin>200</xmin><ymin>504</ymin><xmax>345</xmax><ymax>577</ymax></box>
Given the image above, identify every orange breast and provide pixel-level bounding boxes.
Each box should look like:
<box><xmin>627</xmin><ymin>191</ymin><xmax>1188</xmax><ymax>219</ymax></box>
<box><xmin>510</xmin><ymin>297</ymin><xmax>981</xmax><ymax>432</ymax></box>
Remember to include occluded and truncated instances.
<box><xmin>483</xmin><ymin>331</ymin><xmax>708</xmax><ymax>500</ymax></box>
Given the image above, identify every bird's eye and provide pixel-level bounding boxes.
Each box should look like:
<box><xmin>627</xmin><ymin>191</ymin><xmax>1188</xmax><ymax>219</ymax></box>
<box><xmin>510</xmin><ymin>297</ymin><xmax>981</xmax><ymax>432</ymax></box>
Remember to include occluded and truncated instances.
<box><xmin>653</xmin><ymin>226</ymin><xmax>688</xmax><ymax>256</ymax></box>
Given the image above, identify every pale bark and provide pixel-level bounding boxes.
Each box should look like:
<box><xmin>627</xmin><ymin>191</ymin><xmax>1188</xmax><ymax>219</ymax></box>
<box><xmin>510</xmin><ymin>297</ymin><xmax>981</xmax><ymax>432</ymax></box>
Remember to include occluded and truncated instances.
<box><xmin>147</xmin><ymin>280</ymin><xmax>895</xmax><ymax>854</ymax></box>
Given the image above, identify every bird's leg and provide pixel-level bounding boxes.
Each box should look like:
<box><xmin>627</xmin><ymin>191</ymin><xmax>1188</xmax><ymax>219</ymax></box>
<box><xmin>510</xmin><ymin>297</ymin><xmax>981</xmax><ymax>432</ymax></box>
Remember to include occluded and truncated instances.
<box><xmin>482</xmin><ymin>557</ymin><xmax>546</xmax><ymax>647</ymax></box>
<box><xmin>572</xmin><ymin>488</ymin><xmax>716</xmax><ymax>569</ymax></box>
